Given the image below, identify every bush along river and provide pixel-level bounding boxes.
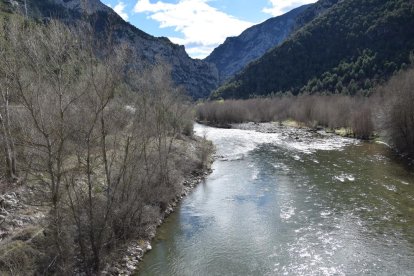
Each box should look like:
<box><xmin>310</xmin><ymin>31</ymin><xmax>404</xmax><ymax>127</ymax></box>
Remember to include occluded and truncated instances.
<box><xmin>137</xmin><ymin>123</ymin><xmax>414</xmax><ymax>275</ymax></box>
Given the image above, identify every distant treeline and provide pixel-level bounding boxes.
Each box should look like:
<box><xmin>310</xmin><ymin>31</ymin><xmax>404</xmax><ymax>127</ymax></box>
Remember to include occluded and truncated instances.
<box><xmin>197</xmin><ymin>67</ymin><xmax>414</xmax><ymax>157</ymax></box>
<box><xmin>197</xmin><ymin>95</ymin><xmax>374</xmax><ymax>139</ymax></box>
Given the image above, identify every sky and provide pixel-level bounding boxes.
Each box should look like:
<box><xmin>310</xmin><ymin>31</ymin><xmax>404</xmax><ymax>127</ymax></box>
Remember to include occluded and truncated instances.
<box><xmin>103</xmin><ymin>0</ymin><xmax>317</xmax><ymax>59</ymax></box>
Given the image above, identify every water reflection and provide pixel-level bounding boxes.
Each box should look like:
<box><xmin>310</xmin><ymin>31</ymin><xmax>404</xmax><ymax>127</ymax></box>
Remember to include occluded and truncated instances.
<box><xmin>138</xmin><ymin>124</ymin><xmax>414</xmax><ymax>275</ymax></box>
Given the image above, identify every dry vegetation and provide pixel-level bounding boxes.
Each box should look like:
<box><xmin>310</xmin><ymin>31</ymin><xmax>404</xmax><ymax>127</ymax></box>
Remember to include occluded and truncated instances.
<box><xmin>197</xmin><ymin>66</ymin><xmax>414</xmax><ymax>156</ymax></box>
<box><xmin>196</xmin><ymin>95</ymin><xmax>375</xmax><ymax>139</ymax></box>
<box><xmin>377</xmin><ymin>68</ymin><xmax>414</xmax><ymax>157</ymax></box>
<box><xmin>0</xmin><ymin>16</ymin><xmax>210</xmax><ymax>275</ymax></box>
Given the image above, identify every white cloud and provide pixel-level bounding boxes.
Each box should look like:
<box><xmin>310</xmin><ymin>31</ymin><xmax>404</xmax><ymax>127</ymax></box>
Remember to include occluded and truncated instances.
<box><xmin>106</xmin><ymin>1</ymin><xmax>129</xmax><ymax>21</ymax></box>
<box><xmin>263</xmin><ymin>0</ymin><xmax>317</xmax><ymax>16</ymax></box>
<box><xmin>134</xmin><ymin>0</ymin><xmax>254</xmax><ymax>59</ymax></box>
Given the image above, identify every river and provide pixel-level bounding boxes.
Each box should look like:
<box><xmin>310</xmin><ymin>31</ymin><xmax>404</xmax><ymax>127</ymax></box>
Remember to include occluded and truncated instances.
<box><xmin>137</xmin><ymin>123</ymin><xmax>414</xmax><ymax>275</ymax></box>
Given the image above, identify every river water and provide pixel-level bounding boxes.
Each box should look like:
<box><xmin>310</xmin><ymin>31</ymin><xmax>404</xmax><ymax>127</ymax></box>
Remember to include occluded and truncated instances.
<box><xmin>137</xmin><ymin>123</ymin><xmax>414</xmax><ymax>275</ymax></box>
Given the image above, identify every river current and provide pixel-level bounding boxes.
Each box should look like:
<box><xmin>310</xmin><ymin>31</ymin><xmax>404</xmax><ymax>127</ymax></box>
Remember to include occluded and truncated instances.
<box><xmin>138</xmin><ymin>123</ymin><xmax>414</xmax><ymax>275</ymax></box>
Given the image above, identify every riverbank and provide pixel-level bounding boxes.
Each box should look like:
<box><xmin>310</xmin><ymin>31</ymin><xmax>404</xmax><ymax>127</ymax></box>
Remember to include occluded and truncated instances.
<box><xmin>231</xmin><ymin>120</ymin><xmax>352</xmax><ymax>137</ymax></box>
<box><xmin>198</xmin><ymin>119</ymin><xmax>371</xmax><ymax>139</ymax></box>
<box><xmin>230</xmin><ymin>122</ymin><xmax>414</xmax><ymax>166</ymax></box>
<box><xmin>101</xmin><ymin>136</ymin><xmax>214</xmax><ymax>276</ymax></box>
<box><xmin>195</xmin><ymin>95</ymin><xmax>375</xmax><ymax>140</ymax></box>
<box><xmin>0</xmin><ymin>134</ymin><xmax>214</xmax><ymax>275</ymax></box>
<box><xmin>102</xmin><ymin>170</ymin><xmax>213</xmax><ymax>276</ymax></box>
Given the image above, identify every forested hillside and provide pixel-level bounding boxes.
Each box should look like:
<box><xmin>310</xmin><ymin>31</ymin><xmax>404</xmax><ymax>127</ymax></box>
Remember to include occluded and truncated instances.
<box><xmin>205</xmin><ymin>0</ymin><xmax>341</xmax><ymax>84</ymax></box>
<box><xmin>214</xmin><ymin>0</ymin><xmax>414</xmax><ymax>99</ymax></box>
<box><xmin>205</xmin><ymin>4</ymin><xmax>309</xmax><ymax>84</ymax></box>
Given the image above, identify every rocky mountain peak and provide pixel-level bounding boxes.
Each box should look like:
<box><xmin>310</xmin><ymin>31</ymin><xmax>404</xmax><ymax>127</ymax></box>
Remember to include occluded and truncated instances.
<box><xmin>50</xmin><ymin>0</ymin><xmax>111</xmax><ymax>14</ymax></box>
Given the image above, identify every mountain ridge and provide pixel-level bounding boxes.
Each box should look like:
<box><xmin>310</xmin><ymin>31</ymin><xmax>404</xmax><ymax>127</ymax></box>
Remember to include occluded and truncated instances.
<box><xmin>213</xmin><ymin>0</ymin><xmax>414</xmax><ymax>99</ymax></box>
<box><xmin>205</xmin><ymin>4</ymin><xmax>310</xmax><ymax>84</ymax></box>
<box><xmin>0</xmin><ymin>0</ymin><xmax>219</xmax><ymax>99</ymax></box>
<box><xmin>205</xmin><ymin>0</ymin><xmax>341</xmax><ymax>85</ymax></box>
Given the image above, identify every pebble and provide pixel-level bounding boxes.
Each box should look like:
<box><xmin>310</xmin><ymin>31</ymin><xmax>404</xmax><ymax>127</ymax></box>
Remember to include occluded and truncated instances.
<box><xmin>0</xmin><ymin>209</ymin><xmax>9</xmax><ymax>216</ymax></box>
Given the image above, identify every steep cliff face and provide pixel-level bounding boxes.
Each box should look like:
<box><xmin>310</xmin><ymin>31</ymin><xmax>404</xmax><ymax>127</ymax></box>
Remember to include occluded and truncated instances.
<box><xmin>2</xmin><ymin>0</ymin><xmax>218</xmax><ymax>99</ymax></box>
<box><xmin>205</xmin><ymin>4</ymin><xmax>309</xmax><ymax>84</ymax></box>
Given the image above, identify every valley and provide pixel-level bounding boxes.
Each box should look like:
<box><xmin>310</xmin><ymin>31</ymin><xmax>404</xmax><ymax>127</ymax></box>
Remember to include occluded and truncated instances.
<box><xmin>0</xmin><ymin>0</ymin><xmax>413</xmax><ymax>275</ymax></box>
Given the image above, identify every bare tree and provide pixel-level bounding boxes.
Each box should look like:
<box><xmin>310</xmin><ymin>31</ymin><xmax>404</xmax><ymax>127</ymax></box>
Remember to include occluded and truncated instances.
<box><xmin>0</xmin><ymin>13</ymin><xmax>197</xmax><ymax>275</ymax></box>
<box><xmin>24</xmin><ymin>0</ymin><xmax>28</xmax><ymax>18</ymax></box>
<box><xmin>0</xmin><ymin>18</ymin><xmax>18</xmax><ymax>181</ymax></box>
<box><xmin>378</xmin><ymin>67</ymin><xmax>414</xmax><ymax>156</ymax></box>
<box><xmin>3</xmin><ymin>19</ymin><xmax>90</xmax><ymax>273</ymax></box>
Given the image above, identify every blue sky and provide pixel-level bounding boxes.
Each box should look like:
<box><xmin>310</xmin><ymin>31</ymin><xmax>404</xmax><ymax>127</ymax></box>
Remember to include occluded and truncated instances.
<box><xmin>103</xmin><ymin>0</ymin><xmax>317</xmax><ymax>59</ymax></box>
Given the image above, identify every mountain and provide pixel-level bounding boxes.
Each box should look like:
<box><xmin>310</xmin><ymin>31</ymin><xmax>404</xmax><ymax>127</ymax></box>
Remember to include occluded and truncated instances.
<box><xmin>205</xmin><ymin>0</ymin><xmax>340</xmax><ymax>85</ymax></box>
<box><xmin>205</xmin><ymin>4</ymin><xmax>310</xmax><ymax>84</ymax></box>
<box><xmin>49</xmin><ymin>0</ymin><xmax>109</xmax><ymax>14</ymax></box>
<box><xmin>213</xmin><ymin>0</ymin><xmax>414</xmax><ymax>99</ymax></box>
<box><xmin>0</xmin><ymin>0</ymin><xmax>218</xmax><ymax>99</ymax></box>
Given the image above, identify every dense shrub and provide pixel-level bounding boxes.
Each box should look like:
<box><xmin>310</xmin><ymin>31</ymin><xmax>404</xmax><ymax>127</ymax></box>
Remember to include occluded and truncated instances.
<box><xmin>378</xmin><ymin>68</ymin><xmax>414</xmax><ymax>157</ymax></box>
<box><xmin>196</xmin><ymin>95</ymin><xmax>375</xmax><ymax>138</ymax></box>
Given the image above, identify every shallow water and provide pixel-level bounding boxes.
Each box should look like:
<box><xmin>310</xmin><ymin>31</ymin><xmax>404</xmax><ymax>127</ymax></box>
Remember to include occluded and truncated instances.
<box><xmin>137</xmin><ymin>123</ymin><xmax>414</xmax><ymax>275</ymax></box>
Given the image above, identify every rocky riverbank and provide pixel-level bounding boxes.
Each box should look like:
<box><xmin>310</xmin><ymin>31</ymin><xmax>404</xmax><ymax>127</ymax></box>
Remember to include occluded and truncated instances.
<box><xmin>101</xmin><ymin>167</ymin><xmax>213</xmax><ymax>276</ymax></box>
<box><xmin>0</xmin><ymin>189</ymin><xmax>46</xmax><ymax>241</ymax></box>
<box><xmin>201</xmin><ymin>119</ymin><xmax>376</xmax><ymax>141</ymax></box>
<box><xmin>231</xmin><ymin>121</ymin><xmax>334</xmax><ymax>140</ymax></box>
<box><xmin>0</xmin><ymin>132</ymin><xmax>215</xmax><ymax>276</ymax></box>
<box><xmin>231</xmin><ymin>121</ymin><xmax>375</xmax><ymax>140</ymax></box>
